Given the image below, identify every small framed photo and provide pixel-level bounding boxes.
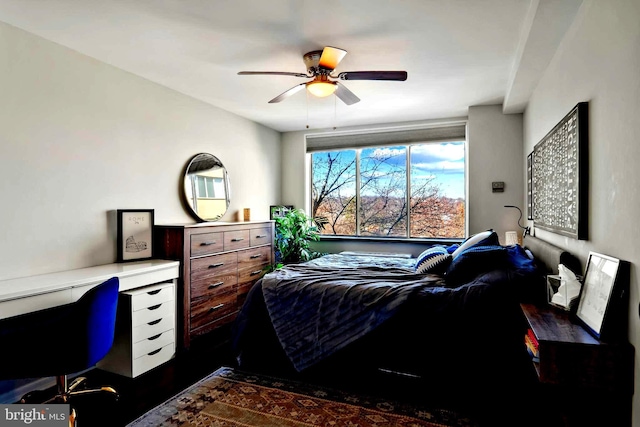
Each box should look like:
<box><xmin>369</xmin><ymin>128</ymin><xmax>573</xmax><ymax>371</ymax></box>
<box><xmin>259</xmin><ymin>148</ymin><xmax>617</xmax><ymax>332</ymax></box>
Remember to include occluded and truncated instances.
<box><xmin>575</xmin><ymin>252</ymin><xmax>627</xmax><ymax>340</ymax></box>
<box><xmin>270</xmin><ymin>205</ymin><xmax>293</xmax><ymax>220</ymax></box>
<box><xmin>117</xmin><ymin>209</ymin><xmax>154</xmax><ymax>262</ymax></box>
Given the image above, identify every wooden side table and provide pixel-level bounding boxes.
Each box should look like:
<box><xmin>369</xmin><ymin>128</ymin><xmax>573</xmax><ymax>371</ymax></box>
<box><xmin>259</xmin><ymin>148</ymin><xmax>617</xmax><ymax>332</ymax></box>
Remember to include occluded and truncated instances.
<box><xmin>520</xmin><ymin>303</ymin><xmax>634</xmax><ymax>426</ymax></box>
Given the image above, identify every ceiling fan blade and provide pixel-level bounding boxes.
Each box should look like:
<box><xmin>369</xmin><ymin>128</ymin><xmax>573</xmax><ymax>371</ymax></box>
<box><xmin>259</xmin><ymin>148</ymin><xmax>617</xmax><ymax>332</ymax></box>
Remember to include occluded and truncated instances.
<box><xmin>238</xmin><ymin>71</ymin><xmax>309</xmax><ymax>78</ymax></box>
<box><xmin>318</xmin><ymin>46</ymin><xmax>347</xmax><ymax>71</ymax></box>
<box><xmin>335</xmin><ymin>71</ymin><xmax>408</xmax><ymax>81</ymax></box>
<box><xmin>334</xmin><ymin>82</ymin><xmax>360</xmax><ymax>105</ymax></box>
<box><xmin>268</xmin><ymin>83</ymin><xmax>307</xmax><ymax>103</ymax></box>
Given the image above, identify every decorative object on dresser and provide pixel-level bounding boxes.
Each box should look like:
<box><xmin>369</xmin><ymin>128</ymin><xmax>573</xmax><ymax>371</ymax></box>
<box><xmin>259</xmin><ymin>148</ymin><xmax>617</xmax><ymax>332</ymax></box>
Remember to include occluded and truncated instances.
<box><xmin>269</xmin><ymin>204</ymin><xmax>293</xmax><ymax>219</ymax></box>
<box><xmin>117</xmin><ymin>209</ymin><xmax>154</xmax><ymax>262</ymax></box>
<box><xmin>182</xmin><ymin>153</ymin><xmax>231</xmax><ymax>222</ymax></box>
<box><xmin>154</xmin><ymin>221</ymin><xmax>274</xmax><ymax>349</ymax></box>
<box><xmin>531</xmin><ymin>102</ymin><xmax>588</xmax><ymax>239</ymax></box>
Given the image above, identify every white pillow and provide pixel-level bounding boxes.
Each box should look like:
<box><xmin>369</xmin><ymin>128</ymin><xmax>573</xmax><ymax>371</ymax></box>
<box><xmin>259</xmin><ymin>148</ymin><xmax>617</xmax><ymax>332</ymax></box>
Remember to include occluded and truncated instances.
<box><xmin>451</xmin><ymin>230</ymin><xmax>494</xmax><ymax>259</ymax></box>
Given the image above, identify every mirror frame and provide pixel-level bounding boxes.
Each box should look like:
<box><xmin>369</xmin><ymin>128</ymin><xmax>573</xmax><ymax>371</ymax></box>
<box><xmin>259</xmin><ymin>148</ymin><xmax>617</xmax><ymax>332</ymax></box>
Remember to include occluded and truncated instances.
<box><xmin>182</xmin><ymin>153</ymin><xmax>231</xmax><ymax>222</ymax></box>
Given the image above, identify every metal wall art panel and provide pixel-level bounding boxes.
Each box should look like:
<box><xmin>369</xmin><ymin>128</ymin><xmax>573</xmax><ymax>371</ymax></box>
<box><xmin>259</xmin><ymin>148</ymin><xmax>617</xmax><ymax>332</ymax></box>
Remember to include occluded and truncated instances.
<box><xmin>532</xmin><ymin>102</ymin><xmax>588</xmax><ymax>239</ymax></box>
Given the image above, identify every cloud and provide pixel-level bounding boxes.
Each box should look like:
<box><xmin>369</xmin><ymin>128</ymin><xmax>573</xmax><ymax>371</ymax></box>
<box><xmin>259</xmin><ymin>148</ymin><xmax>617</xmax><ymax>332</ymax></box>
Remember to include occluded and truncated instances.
<box><xmin>410</xmin><ymin>142</ymin><xmax>464</xmax><ymax>173</ymax></box>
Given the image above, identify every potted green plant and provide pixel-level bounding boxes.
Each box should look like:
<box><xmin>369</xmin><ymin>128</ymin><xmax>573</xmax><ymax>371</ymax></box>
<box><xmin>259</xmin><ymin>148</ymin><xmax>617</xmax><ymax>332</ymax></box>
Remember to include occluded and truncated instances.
<box><xmin>273</xmin><ymin>208</ymin><xmax>324</xmax><ymax>265</ymax></box>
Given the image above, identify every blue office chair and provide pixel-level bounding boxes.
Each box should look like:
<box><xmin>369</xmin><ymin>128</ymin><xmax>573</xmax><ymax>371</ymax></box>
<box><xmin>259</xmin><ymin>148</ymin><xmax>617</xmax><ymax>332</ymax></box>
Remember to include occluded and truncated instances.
<box><xmin>0</xmin><ymin>276</ymin><xmax>120</xmax><ymax>417</ymax></box>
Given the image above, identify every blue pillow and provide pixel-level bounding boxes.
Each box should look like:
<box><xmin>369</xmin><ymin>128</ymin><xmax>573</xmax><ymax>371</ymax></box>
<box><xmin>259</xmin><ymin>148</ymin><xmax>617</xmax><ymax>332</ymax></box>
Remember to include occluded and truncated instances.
<box><xmin>415</xmin><ymin>246</ymin><xmax>452</xmax><ymax>275</ymax></box>
<box><xmin>445</xmin><ymin>244</ymin><xmax>507</xmax><ymax>285</ymax></box>
<box><xmin>505</xmin><ymin>244</ymin><xmax>538</xmax><ymax>275</ymax></box>
<box><xmin>451</xmin><ymin>230</ymin><xmax>499</xmax><ymax>259</ymax></box>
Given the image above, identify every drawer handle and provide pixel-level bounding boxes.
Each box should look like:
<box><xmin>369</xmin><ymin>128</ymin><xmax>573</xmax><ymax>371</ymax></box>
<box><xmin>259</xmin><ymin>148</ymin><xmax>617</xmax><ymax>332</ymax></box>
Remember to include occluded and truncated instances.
<box><xmin>147</xmin><ymin>289</ymin><xmax>161</xmax><ymax>295</ymax></box>
<box><xmin>147</xmin><ymin>348</ymin><xmax>162</xmax><ymax>356</ymax></box>
<box><xmin>148</xmin><ymin>333</ymin><xmax>162</xmax><ymax>341</ymax></box>
<box><xmin>250</xmin><ymin>270</ymin><xmax>262</xmax><ymax>276</ymax></box>
<box><xmin>200</xmin><ymin>241</ymin><xmax>216</xmax><ymax>246</ymax></box>
<box><xmin>208</xmin><ymin>282</ymin><xmax>224</xmax><ymax>289</ymax></box>
<box><xmin>208</xmin><ymin>263</ymin><xmax>224</xmax><ymax>268</ymax></box>
<box><xmin>147</xmin><ymin>318</ymin><xmax>162</xmax><ymax>326</ymax></box>
<box><xmin>147</xmin><ymin>304</ymin><xmax>162</xmax><ymax>311</ymax></box>
<box><xmin>231</xmin><ymin>237</ymin><xmax>245</xmax><ymax>242</ymax></box>
<box><xmin>208</xmin><ymin>303</ymin><xmax>224</xmax><ymax>313</ymax></box>
<box><xmin>255</xmin><ymin>234</ymin><xmax>267</xmax><ymax>238</ymax></box>
<box><xmin>250</xmin><ymin>254</ymin><xmax>262</xmax><ymax>259</ymax></box>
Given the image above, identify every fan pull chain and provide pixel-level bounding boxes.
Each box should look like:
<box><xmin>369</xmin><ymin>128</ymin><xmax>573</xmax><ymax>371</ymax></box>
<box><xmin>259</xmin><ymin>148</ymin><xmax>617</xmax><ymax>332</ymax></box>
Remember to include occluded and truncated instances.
<box><xmin>333</xmin><ymin>94</ymin><xmax>337</xmax><ymax>130</ymax></box>
<box><xmin>306</xmin><ymin>90</ymin><xmax>309</xmax><ymax>129</ymax></box>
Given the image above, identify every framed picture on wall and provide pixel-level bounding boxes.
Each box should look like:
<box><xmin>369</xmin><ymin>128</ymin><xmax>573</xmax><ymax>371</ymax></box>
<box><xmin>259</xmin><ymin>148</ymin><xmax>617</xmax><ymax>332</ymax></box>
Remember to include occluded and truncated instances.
<box><xmin>117</xmin><ymin>209</ymin><xmax>154</xmax><ymax>262</ymax></box>
<box><xmin>532</xmin><ymin>102</ymin><xmax>588</xmax><ymax>239</ymax></box>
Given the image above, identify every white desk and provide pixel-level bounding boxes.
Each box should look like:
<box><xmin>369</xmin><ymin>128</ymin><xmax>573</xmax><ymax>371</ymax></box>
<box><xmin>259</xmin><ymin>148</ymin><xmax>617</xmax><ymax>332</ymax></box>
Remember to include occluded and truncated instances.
<box><xmin>0</xmin><ymin>259</ymin><xmax>180</xmax><ymax>378</ymax></box>
<box><xmin>0</xmin><ymin>259</ymin><xmax>179</xmax><ymax>320</ymax></box>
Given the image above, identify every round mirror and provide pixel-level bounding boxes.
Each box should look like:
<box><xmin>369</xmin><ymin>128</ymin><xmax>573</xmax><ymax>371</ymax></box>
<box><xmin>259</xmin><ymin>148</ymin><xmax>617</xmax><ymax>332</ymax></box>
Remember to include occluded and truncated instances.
<box><xmin>183</xmin><ymin>153</ymin><xmax>230</xmax><ymax>222</ymax></box>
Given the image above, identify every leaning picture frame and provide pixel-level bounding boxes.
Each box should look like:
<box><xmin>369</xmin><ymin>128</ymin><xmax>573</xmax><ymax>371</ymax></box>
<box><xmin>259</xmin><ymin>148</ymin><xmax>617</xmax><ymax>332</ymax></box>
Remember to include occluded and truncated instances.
<box><xmin>575</xmin><ymin>252</ymin><xmax>626</xmax><ymax>340</ymax></box>
<box><xmin>117</xmin><ymin>209</ymin><xmax>154</xmax><ymax>262</ymax></box>
<box><xmin>270</xmin><ymin>205</ymin><xmax>293</xmax><ymax>220</ymax></box>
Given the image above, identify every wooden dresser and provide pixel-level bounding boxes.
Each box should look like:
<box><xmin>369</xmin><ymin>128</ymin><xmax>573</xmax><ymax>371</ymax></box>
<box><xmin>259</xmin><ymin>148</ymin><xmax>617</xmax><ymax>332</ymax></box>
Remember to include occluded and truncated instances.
<box><xmin>154</xmin><ymin>221</ymin><xmax>274</xmax><ymax>349</ymax></box>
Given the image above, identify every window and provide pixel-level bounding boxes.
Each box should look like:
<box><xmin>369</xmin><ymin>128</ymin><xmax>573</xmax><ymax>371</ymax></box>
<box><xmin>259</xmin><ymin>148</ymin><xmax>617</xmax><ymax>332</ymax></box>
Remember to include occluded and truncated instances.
<box><xmin>310</xmin><ymin>140</ymin><xmax>465</xmax><ymax>239</ymax></box>
<box><xmin>194</xmin><ymin>176</ymin><xmax>225</xmax><ymax>199</ymax></box>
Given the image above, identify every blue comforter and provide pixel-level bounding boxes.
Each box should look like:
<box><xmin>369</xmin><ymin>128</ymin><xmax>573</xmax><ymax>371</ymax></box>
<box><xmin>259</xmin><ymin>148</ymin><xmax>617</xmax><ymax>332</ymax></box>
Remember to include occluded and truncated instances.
<box><xmin>234</xmin><ymin>246</ymin><xmax>541</xmax><ymax>374</ymax></box>
<box><xmin>261</xmin><ymin>254</ymin><xmax>444</xmax><ymax>371</ymax></box>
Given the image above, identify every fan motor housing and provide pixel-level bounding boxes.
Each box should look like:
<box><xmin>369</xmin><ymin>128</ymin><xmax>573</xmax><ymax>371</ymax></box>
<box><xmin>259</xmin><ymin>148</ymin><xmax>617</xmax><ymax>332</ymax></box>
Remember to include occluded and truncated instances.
<box><xmin>303</xmin><ymin>50</ymin><xmax>324</xmax><ymax>74</ymax></box>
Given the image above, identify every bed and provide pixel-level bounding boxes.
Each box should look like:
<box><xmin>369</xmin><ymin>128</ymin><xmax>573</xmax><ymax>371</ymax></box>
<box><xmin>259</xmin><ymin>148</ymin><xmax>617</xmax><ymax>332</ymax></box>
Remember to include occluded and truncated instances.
<box><xmin>230</xmin><ymin>231</ymin><xmax>581</xmax><ymax>393</ymax></box>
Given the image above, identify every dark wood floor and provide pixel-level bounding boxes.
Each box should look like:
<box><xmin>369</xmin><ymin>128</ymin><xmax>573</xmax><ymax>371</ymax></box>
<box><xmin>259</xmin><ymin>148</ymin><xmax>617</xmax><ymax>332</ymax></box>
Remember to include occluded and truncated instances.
<box><xmin>61</xmin><ymin>326</ymin><xmax>563</xmax><ymax>427</ymax></box>
<box><xmin>67</xmin><ymin>328</ymin><xmax>237</xmax><ymax>427</ymax></box>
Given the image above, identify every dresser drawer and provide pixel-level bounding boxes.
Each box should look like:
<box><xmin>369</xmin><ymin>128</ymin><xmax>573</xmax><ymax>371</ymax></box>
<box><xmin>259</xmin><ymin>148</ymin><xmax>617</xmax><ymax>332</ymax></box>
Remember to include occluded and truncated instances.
<box><xmin>132</xmin><ymin>343</ymin><xmax>174</xmax><ymax>377</ymax></box>
<box><xmin>133</xmin><ymin>329</ymin><xmax>175</xmax><ymax>359</ymax></box>
<box><xmin>127</xmin><ymin>283</ymin><xmax>174</xmax><ymax>312</ymax></box>
<box><xmin>190</xmin><ymin>291</ymin><xmax>237</xmax><ymax>331</ymax></box>
<box><xmin>191</xmin><ymin>252</ymin><xmax>237</xmax><ymax>281</ymax></box>
<box><xmin>238</xmin><ymin>263</ymin><xmax>268</xmax><ymax>296</ymax></box>
<box><xmin>224</xmin><ymin>230</ymin><xmax>250</xmax><ymax>251</ymax></box>
<box><xmin>191</xmin><ymin>273</ymin><xmax>237</xmax><ymax>300</ymax></box>
<box><xmin>250</xmin><ymin>227</ymin><xmax>272</xmax><ymax>247</ymax></box>
<box><xmin>132</xmin><ymin>314</ymin><xmax>174</xmax><ymax>343</ymax></box>
<box><xmin>190</xmin><ymin>232</ymin><xmax>224</xmax><ymax>256</ymax></box>
<box><xmin>132</xmin><ymin>300</ymin><xmax>174</xmax><ymax>327</ymax></box>
<box><xmin>238</xmin><ymin>245</ymin><xmax>272</xmax><ymax>267</ymax></box>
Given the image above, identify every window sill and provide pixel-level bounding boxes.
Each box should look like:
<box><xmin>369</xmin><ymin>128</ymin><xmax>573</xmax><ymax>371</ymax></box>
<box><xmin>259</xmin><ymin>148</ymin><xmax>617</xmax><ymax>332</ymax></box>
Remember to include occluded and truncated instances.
<box><xmin>318</xmin><ymin>235</ymin><xmax>463</xmax><ymax>245</ymax></box>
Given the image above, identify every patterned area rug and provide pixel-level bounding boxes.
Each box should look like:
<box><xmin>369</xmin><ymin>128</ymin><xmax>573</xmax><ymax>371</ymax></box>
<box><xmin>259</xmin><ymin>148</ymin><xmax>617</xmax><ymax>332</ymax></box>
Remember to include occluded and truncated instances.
<box><xmin>126</xmin><ymin>366</ymin><xmax>478</xmax><ymax>427</ymax></box>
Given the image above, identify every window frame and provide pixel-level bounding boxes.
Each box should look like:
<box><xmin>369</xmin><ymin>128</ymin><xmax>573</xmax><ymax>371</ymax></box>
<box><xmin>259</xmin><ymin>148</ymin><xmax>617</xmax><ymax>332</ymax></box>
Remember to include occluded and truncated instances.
<box><xmin>309</xmin><ymin>139</ymin><xmax>467</xmax><ymax>240</ymax></box>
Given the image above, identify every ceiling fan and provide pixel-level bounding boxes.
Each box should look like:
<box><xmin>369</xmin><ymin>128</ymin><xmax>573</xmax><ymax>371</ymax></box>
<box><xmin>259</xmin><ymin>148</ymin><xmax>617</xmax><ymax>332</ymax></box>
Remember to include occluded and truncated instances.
<box><xmin>238</xmin><ymin>46</ymin><xmax>407</xmax><ymax>105</ymax></box>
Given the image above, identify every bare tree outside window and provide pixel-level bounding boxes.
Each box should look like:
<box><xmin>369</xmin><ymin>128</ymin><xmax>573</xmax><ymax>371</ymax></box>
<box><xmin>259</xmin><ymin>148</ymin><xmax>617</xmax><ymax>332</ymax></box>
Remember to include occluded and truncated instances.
<box><xmin>311</xmin><ymin>141</ymin><xmax>465</xmax><ymax>239</ymax></box>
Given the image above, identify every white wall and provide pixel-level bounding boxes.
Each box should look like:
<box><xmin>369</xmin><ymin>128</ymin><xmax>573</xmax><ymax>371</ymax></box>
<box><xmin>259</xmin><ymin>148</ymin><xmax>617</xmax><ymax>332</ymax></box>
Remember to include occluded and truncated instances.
<box><xmin>523</xmin><ymin>0</ymin><xmax>640</xmax><ymax>424</ymax></box>
<box><xmin>468</xmin><ymin>105</ymin><xmax>524</xmax><ymax>243</ymax></box>
<box><xmin>0</xmin><ymin>22</ymin><xmax>281</xmax><ymax>281</ymax></box>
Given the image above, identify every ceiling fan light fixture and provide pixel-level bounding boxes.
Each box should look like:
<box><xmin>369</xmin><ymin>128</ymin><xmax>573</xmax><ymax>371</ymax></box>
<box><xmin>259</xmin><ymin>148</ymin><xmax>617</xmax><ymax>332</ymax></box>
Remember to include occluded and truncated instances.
<box><xmin>306</xmin><ymin>81</ymin><xmax>337</xmax><ymax>98</ymax></box>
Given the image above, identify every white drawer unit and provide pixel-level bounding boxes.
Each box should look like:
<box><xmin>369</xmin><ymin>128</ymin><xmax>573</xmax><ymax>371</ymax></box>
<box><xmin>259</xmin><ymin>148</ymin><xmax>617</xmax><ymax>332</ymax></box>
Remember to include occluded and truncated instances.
<box><xmin>97</xmin><ymin>280</ymin><xmax>176</xmax><ymax>378</ymax></box>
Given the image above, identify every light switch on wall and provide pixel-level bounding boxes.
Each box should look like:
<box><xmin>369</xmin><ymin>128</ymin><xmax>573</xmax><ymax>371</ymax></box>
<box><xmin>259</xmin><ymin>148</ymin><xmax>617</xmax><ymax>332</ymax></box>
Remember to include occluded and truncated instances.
<box><xmin>492</xmin><ymin>181</ymin><xmax>505</xmax><ymax>192</ymax></box>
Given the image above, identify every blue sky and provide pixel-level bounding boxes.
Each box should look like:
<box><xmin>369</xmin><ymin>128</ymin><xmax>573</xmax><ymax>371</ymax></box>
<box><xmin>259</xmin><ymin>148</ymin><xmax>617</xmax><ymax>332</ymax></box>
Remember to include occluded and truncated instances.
<box><xmin>367</xmin><ymin>141</ymin><xmax>465</xmax><ymax>199</ymax></box>
<box><xmin>313</xmin><ymin>141</ymin><xmax>466</xmax><ymax>200</ymax></box>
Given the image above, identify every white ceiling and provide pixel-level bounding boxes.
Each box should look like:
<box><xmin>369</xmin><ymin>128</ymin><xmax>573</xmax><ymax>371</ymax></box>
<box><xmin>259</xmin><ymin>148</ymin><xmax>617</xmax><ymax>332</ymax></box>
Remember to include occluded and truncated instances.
<box><xmin>0</xmin><ymin>0</ymin><xmax>582</xmax><ymax>132</ymax></box>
